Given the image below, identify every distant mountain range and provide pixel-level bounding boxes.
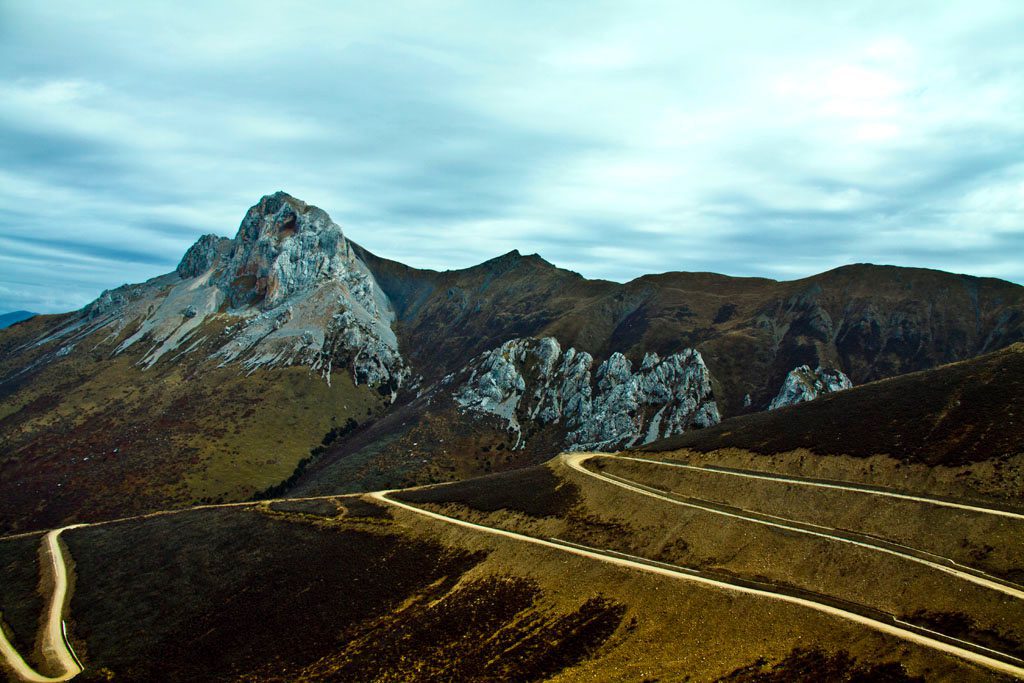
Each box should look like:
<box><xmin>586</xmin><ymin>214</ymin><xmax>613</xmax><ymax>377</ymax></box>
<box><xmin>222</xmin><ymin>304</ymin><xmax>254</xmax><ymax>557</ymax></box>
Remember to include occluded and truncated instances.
<box><xmin>1</xmin><ymin>192</ymin><xmax>1022</xmax><ymax>533</ymax></box>
<box><xmin>0</xmin><ymin>310</ymin><xmax>36</xmax><ymax>329</ymax></box>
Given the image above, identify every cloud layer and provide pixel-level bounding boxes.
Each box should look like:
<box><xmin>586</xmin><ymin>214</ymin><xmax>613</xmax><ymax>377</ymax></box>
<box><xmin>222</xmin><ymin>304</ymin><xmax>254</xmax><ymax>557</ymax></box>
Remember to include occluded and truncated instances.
<box><xmin>1</xmin><ymin>1</ymin><xmax>1022</xmax><ymax>312</ymax></box>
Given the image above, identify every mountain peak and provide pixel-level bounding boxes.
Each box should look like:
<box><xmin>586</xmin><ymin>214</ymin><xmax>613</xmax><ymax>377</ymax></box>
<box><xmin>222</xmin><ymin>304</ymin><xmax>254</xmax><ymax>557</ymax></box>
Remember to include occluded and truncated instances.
<box><xmin>0</xmin><ymin>310</ymin><xmax>36</xmax><ymax>329</ymax></box>
<box><xmin>176</xmin><ymin>192</ymin><xmax>341</xmax><ymax>284</ymax></box>
<box><xmin>217</xmin><ymin>192</ymin><xmax>348</xmax><ymax>308</ymax></box>
<box><xmin>239</xmin><ymin>192</ymin><xmax>334</xmax><ymax>241</ymax></box>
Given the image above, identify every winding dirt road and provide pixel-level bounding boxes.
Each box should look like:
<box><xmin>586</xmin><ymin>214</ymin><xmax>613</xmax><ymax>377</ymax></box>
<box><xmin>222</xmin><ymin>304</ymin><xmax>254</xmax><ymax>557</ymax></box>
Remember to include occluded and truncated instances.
<box><xmin>2</xmin><ymin>452</ymin><xmax>1021</xmax><ymax>681</ymax></box>
<box><xmin>564</xmin><ymin>452</ymin><xmax>1024</xmax><ymax>600</ymax></box>
<box><xmin>0</xmin><ymin>526</ymin><xmax>83</xmax><ymax>683</ymax></box>
<box><xmin>617</xmin><ymin>454</ymin><xmax>1024</xmax><ymax>521</ymax></box>
<box><xmin>372</xmin><ymin>488</ymin><xmax>1024</xmax><ymax>680</ymax></box>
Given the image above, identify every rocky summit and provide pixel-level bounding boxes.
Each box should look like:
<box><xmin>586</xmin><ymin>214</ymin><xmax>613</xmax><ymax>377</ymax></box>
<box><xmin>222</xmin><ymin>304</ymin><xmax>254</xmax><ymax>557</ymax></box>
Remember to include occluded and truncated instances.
<box><xmin>768</xmin><ymin>365</ymin><xmax>853</xmax><ymax>410</ymax></box>
<box><xmin>41</xmin><ymin>191</ymin><xmax>409</xmax><ymax>389</ymax></box>
<box><xmin>1</xmin><ymin>192</ymin><xmax>1023</xmax><ymax>532</ymax></box>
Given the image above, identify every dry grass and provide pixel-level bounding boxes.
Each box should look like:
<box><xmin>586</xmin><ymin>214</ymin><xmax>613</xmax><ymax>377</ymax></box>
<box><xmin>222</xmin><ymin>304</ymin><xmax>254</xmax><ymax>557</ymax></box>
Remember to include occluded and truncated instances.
<box><xmin>400</xmin><ymin>457</ymin><xmax>1024</xmax><ymax>664</ymax></box>
<box><xmin>0</xmin><ymin>318</ymin><xmax>386</xmax><ymax>533</ymax></box>
<box><xmin>597</xmin><ymin>453</ymin><xmax>1024</xmax><ymax>581</ymax></box>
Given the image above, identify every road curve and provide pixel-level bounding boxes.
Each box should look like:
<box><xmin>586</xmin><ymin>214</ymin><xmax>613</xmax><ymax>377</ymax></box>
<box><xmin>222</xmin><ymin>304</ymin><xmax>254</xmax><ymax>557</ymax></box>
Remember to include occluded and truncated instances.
<box><xmin>0</xmin><ymin>493</ymin><xmax>378</xmax><ymax>682</ymax></box>
<box><xmin>0</xmin><ymin>526</ymin><xmax>84</xmax><ymax>683</ymax></box>
<box><xmin>563</xmin><ymin>453</ymin><xmax>1024</xmax><ymax>601</ymax></box>
<box><xmin>616</xmin><ymin>454</ymin><xmax>1024</xmax><ymax>521</ymax></box>
<box><xmin>2</xmin><ymin>468</ymin><xmax>1019</xmax><ymax>681</ymax></box>
<box><xmin>371</xmin><ymin>490</ymin><xmax>1024</xmax><ymax>680</ymax></box>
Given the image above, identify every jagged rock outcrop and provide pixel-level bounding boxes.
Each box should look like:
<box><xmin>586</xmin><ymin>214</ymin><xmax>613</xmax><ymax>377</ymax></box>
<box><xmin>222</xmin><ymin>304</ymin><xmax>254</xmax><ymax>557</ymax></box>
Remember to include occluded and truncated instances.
<box><xmin>768</xmin><ymin>365</ymin><xmax>853</xmax><ymax>410</ymax></box>
<box><xmin>6</xmin><ymin>190</ymin><xmax>1024</xmax><ymax>534</ymax></box>
<box><xmin>453</xmin><ymin>337</ymin><xmax>719</xmax><ymax>450</ymax></box>
<box><xmin>44</xmin><ymin>192</ymin><xmax>409</xmax><ymax>389</ymax></box>
<box><xmin>176</xmin><ymin>234</ymin><xmax>231</xmax><ymax>278</ymax></box>
<box><xmin>219</xmin><ymin>194</ymin><xmax>361</xmax><ymax>309</ymax></box>
<box><xmin>570</xmin><ymin>349</ymin><xmax>720</xmax><ymax>449</ymax></box>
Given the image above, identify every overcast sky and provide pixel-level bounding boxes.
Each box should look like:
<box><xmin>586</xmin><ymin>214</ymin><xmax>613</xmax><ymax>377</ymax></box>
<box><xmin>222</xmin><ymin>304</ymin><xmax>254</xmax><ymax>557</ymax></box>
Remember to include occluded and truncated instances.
<box><xmin>1</xmin><ymin>1</ymin><xmax>1022</xmax><ymax>313</ymax></box>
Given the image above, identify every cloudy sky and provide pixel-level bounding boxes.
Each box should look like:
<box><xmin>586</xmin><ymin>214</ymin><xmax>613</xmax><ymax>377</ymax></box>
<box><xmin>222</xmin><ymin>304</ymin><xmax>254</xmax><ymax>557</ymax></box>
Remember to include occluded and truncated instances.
<box><xmin>1</xmin><ymin>1</ymin><xmax>1022</xmax><ymax>313</ymax></box>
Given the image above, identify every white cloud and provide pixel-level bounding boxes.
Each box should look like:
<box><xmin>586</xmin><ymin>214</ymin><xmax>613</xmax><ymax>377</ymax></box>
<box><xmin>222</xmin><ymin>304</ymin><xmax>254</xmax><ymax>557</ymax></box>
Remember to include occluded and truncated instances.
<box><xmin>0</xmin><ymin>1</ymin><xmax>1022</xmax><ymax>312</ymax></box>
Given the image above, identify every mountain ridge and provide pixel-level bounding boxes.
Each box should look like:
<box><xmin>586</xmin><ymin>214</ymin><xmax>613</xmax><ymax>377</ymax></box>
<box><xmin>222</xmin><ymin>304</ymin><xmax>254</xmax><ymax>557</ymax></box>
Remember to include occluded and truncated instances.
<box><xmin>0</xmin><ymin>310</ymin><xmax>37</xmax><ymax>330</ymax></box>
<box><xmin>1</xmin><ymin>191</ymin><xmax>1022</xmax><ymax>532</ymax></box>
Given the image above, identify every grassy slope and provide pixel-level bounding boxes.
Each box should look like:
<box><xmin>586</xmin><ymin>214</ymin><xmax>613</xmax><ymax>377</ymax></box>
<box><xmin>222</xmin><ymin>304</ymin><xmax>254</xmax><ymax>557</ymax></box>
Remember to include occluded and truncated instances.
<box><xmin>3</xmin><ymin>261</ymin><xmax>1024</xmax><ymax>534</ymax></box>
<box><xmin>594</xmin><ymin>455</ymin><xmax>1024</xmax><ymax>582</ymax></box>
<box><xmin>0</xmin><ymin>315</ymin><xmax>385</xmax><ymax>533</ymax></box>
<box><xmin>639</xmin><ymin>342</ymin><xmax>1024</xmax><ymax>468</ymax></box>
<box><xmin>53</xmin><ymin>501</ymin><xmax>633</xmax><ymax>683</ymax></box>
<box><xmin>63</xmin><ymin>504</ymin><xmax>483</xmax><ymax>682</ymax></box>
<box><xmin>0</xmin><ymin>535</ymin><xmax>44</xmax><ymax>669</ymax></box>
<box><xmin>397</xmin><ymin>456</ymin><xmax>1024</xmax><ymax>673</ymax></box>
<box><xmin>0</xmin><ymin>496</ymin><xmax>987</xmax><ymax>682</ymax></box>
<box><xmin>289</xmin><ymin>392</ymin><xmax>569</xmax><ymax>499</ymax></box>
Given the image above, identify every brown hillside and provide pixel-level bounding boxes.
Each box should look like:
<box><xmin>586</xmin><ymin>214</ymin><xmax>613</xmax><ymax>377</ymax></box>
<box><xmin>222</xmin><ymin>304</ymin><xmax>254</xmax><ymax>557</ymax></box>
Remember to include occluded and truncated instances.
<box><xmin>639</xmin><ymin>342</ymin><xmax>1024</xmax><ymax>467</ymax></box>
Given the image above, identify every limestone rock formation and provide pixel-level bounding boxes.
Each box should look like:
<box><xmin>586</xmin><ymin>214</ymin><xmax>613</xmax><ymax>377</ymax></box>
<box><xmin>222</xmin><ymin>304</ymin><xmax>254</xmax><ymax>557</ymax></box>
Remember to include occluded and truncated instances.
<box><xmin>768</xmin><ymin>365</ymin><xmax>853</xmax><ymax>410</ymax></box>
<box><xmin>41</xmin><ymin>192</ymin><xmax>409</xmax><ymax>388</ymax></box>
<box><xmin>453</xmin><ymin>337</ymin><xmax>719</xmax><ymax>450</ymax></box>
<box><xmin>569</xmin><ymin>349</ymin><xmax>720</xmax><ymax>450</ymax></box>
<box><xmin>176</xmin><ymin>234</ymin><xmax>231</xmax><ymax>279</ymax></box>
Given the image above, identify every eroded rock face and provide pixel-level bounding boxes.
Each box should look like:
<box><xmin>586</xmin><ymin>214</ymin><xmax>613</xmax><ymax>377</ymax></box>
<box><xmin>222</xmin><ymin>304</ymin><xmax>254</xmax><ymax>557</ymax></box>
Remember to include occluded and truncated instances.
<box><xmin>176</xmin><ymin>234</ymin><xmax>231</xmax><ymax>279</ymax></box>
<box><xmin>47</xmin><ymin>192</ymin><xmax>409</xmax><ymax>390</ymax></box>
<box><xmin>768</xmin><ymin>365</ymin><xmax>853</xmax><ymax>410</ymax></box>
<box><xmin>453</xmin><ymin>337</ymin><xmax>719</xmax><ymax>450</ymax></box>
<box><xmin>569</xmin><ymin>349</ymin><xmax>720</xmax><ymax>450</ymax></box>
<box><xmin>219</xmin><ymin>193</ymin><xmax>350</xmax><ymax>309</ymax></box>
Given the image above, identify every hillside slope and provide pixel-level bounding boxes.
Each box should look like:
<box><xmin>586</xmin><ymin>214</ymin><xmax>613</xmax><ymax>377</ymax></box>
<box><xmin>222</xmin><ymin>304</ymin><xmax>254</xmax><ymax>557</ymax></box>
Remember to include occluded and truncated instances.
<box><xmin>1</xmin><ymin>191</ymin><xmax>1023</xmax><ymax>532</ymax></box>
<box><xmin>639</xmin><ymin>342</ymin><xmax>1024</xmax><ymax>469</ymax></box>
<box><xmin>1</xmin><ymin>286</ymin><xmax>1022</xmax><ymax>682</ymax></box>
<box><xmin>2</xmin><ymin>468</ymin><xmax>1015</xmax><ymax>682</ymax></box>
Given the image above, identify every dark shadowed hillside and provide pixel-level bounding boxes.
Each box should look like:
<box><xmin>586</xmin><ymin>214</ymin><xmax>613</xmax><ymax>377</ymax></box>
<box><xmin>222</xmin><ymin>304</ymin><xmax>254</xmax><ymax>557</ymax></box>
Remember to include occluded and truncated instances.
<box><xmin>639</xmin><ymin>342</ymin><xmax>1024</xmax><ymax>467</ymax></box>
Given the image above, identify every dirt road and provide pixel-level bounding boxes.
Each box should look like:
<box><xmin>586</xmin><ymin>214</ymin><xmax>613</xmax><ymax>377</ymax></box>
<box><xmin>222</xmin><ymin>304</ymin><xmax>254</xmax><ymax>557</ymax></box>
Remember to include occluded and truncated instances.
<box><xmin>372</xmin><ymin>489</ymin><xmax>1024</xmax><ymax>680</ymax></box>
<box><xmin>563</xmin><ymin>452</ymin><xmax>1024</xmax><ymax>600</ymax></box>
<box><xmin>0</xmin><ymin>526</ymin><xmax>83</xmax><ymax>682</ymax></box>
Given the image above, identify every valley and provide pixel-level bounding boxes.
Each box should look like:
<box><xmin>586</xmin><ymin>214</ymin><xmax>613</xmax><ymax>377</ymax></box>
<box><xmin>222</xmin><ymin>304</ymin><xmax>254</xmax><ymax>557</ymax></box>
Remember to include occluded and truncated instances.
<box><xmin>5</xmin><ymin>1</ymin><xmax>1023</xmax><ymax>679</ymax></box>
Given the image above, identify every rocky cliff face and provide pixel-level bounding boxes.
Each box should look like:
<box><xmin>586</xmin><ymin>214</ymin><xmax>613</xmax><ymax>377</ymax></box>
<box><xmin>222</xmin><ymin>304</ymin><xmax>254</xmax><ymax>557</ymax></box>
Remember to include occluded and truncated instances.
<box><xmin>768</xmin><ymin>365</ymin><xmax>853</xmax><ymax>410</ymax></box>
<box><xmin>451</xmin><ymin>337</ymin><xmax>719</xmax><ymax>450</ymax></box>
<box><xmin>39</xmin><ymin>191</ymin><xmax>409</xmax><ymax>390</ymax></box>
